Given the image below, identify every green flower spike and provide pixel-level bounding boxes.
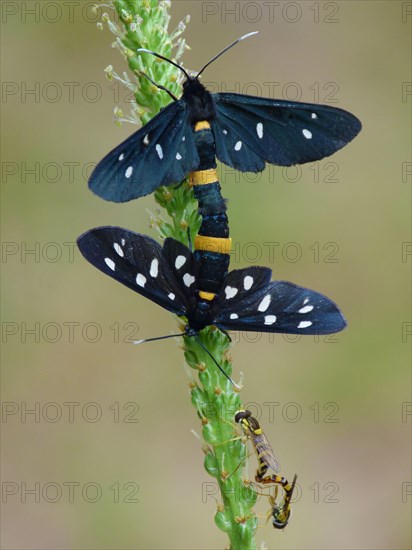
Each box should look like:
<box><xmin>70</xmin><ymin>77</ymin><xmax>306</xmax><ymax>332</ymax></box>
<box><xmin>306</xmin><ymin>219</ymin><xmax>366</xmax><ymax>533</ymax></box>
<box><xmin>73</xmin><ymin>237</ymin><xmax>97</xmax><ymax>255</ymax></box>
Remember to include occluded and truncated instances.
<box><xmin>99</xmin><ymin>1</ymin><xmax>258</xmax><ymax>547</ymax></box>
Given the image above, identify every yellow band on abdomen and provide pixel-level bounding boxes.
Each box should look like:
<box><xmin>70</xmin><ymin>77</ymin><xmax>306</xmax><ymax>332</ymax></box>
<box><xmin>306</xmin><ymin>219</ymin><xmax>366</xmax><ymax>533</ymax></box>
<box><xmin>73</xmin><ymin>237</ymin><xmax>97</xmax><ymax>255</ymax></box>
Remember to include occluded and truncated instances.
<box><xmin>194</xmin><ymin>120</ymin><xmax>211</xmax><ymax>132</ymax></box>
<box><xmin>195</xmin><ymin>235</ymin><xmax>232</xmax><ymax>255</ymax></box>
<box><xmin>189</xmin><ymin>168</ymin><xmax>218</xmax><ymax>186</ymax></box>
<box><xmin>198</xmin><ymin>290</ymin><xmax>216</xmax><ymax>301</ymax></box>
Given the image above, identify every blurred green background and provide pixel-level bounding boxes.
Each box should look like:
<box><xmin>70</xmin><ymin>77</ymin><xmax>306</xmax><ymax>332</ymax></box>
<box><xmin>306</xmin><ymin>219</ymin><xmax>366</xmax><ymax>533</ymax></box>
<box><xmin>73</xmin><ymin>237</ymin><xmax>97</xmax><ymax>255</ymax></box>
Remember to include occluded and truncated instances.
<box><xmin>1</xmin><ymin>1</ymin><xmax>411</xmax><ymax>548</ymax></box>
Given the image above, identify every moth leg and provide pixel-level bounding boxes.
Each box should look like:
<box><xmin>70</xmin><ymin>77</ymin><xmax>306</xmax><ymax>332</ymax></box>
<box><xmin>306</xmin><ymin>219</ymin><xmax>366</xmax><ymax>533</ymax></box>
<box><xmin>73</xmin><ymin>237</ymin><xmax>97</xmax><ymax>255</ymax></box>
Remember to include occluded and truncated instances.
<box><xmin>173</xmin><ymin>179</ymin><xmax>186</xmax><ymax>190</ymax></box>
<box><xmin>220</xmin><ymin>328</ymin><xmax>232</xmax><ymax>342</ymax></box>
<box><xmin>186</xmin><ymin>227</ymin><xmax>193</xmax><ymax>251</ymax></box>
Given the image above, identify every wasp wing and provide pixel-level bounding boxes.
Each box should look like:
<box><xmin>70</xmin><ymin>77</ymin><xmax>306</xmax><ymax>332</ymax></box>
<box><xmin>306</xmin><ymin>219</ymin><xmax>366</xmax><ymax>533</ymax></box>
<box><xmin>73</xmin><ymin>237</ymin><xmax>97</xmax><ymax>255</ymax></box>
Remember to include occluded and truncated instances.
<box><xmin>251</xmin><ymin>431</ymin><xmax>281</xmax><ymax>474</ymax></box>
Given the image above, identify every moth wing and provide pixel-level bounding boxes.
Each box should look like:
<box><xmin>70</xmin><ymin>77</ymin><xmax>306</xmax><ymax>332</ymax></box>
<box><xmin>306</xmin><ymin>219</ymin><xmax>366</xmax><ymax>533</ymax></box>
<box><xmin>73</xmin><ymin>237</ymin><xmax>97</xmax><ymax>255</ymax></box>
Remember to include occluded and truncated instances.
<box><xmin>215</xmin><ymin>276</ymin><xmax>347</xmax><ymax>335</ymax></box>
<box><xmin>89</xmin><ymin>101</ymin><xmax>199</xmax><ymax>202</ymax></box>
<box><xmin>212</xmin><ymin>92</ymin><xmax>361</xmax><ymax>170</ymax></box>
<box><xmin>77</xmin><ymin>227</ymin><xmax>190</xmax><ymax>315</ymax></box>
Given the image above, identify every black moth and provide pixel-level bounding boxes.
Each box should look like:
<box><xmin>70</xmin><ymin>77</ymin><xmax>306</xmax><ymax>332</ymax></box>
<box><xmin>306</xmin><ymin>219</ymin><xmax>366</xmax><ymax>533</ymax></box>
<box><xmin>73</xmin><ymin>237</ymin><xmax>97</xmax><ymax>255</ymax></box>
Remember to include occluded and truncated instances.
<box><xmin>77</xmin><ymin>227</ymin><xmax>347</xmax><ymax>337</ymax></box>
<box><xmin>89</xmin><ymin>34</ymin><xmax>361</xmax><ymax>203</ymax></box>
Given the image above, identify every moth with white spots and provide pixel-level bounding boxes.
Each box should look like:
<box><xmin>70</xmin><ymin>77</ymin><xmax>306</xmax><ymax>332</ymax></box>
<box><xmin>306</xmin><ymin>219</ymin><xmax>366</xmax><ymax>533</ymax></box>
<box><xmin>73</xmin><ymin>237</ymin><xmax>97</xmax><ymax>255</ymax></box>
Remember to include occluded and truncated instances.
<box><xmin>78</xmin><ymin>227</ymin><xmax>347</xmax><ymax>336</ymax></box>
<box><xmin>88</xmin><ymin>40</ymin><xmax>361</xmax><ymax>203</ymax></box>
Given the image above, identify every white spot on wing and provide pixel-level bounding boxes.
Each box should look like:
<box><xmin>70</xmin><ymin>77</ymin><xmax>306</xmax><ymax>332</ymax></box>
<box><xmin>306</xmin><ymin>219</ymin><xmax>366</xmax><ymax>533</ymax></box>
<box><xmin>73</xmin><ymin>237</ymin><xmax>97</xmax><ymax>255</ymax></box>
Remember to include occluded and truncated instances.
<box><xmin>311</xmin><ymin>113</ymin><xmax>317</xmax><ymax>119</ymax></box>
<box><xmin>299</xmin><ymin>305</ymin><xmax>314</xmax><ymax>314</ymax></box>
<box><xmin>176</xmin><ymin>152</ymin><xmax>182</xmax><ymax>160</ymax></box>
<box><xmin>182</xmin><ymin>136</ymin><xmax>186</xmax><ymax>141</ymax></box>
<box><xmin>183</xmin><ymin>273</ymin><xmax>195</xmax><ymax>287</ymax></box>
<box><xmin>175</xmin><ymin>255</ymin><xmax>186</xmax><ymax>269</ymax></box>
<box><xmin>121</xmin><ymin>238</ymin><xmax>126</xmax><ymax>246</ymax></box>
<box><xmin>118</xmin><ymin>153</ymin><xmax>124</xmax><ymax>161</ymax></box>
<box><xmin>104</xmin><ymin>258</ymin><xmax>115</xmax><ymax>271</ymax></box>
<box><xmin>243</xmin><ymin>276</ymin><xmax>253</xmax><ymax>290</ymax></box>
<box><xmin>150</xmin><ymin>259</ymin><xmax>158</xmax><ymax>278</ymax></box>
<box><xmin>143</xmin><ymin>134</ymin><xmax>149</xmax><ymax>145</ymax></box>
<box><xmin>225</xmin><ymin>286</ymin><xmax>238</xmax><ymax>299</ymax></box>
<box><xmin>136</xmin><ymin>273</ymin><xmax>146</xmax><ymax>287</ymax></box>
<box><xmin>125</xmin><ymin>166</ymin><xmax>133</xmax><ymax>178</ymax></box>
<box><xmin>113</xmin><ymin>242</ymin><xmax>124</xmax><ymax>257</ymax></box>
<box><xmin>302</xmin><ymin>129</ymin><xmax>312</xmax><ymax>139</ymax></box>
<box><xmin>264</xmin><ymin>315</ymin><xmax>277</xmax><ymax>325</ymax></box>
<box><xmin>168</xmin><ymin>292</ymin><xmax>175</xmax><ymax>301</ymax></box>
<box><xmin>230</xmin><ymin>313</ymin><xmax>239</xmax><ymax>320</ymax></box>
<box><xmin>234</xmin><ymin>141</ymin><xmax>242</xmax><ymax>151</ymax></box>
<box><xmin>298</xmin><ymin>321</ymin><xmax>312</xmax><ymax>329</ymax></box>
<box><xmin>303</xmin><ymin>298</ymin><xmax>309</xmax><ymax>304</ymax></box>
<box><xmin>223</xmin><ymin>129</ymin><xmax>228</xmax><ymax>135</ymax></box>
<box><xmin>258</xmin><ymin>295</ymin><xmax>271</xmax><ymax>312</ymax></box>
<box><xmin>156</xmin><ymin>144</ymin><xmax>163</xmax><ymax>159</ymax></box>
<box><xmin>256</xmin><ymin>122</ymin><xmax>263</xmax><ymax>139</ymax></box>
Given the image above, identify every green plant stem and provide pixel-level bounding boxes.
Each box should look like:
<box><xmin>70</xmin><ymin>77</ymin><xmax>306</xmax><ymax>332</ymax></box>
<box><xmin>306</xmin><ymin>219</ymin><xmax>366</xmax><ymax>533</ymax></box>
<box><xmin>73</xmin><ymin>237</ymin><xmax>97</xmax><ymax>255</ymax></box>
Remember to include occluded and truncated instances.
<box><xmin>102</xmin><ymin>1</ymin><xmax>257</xmax><ymax>546</ymax></box>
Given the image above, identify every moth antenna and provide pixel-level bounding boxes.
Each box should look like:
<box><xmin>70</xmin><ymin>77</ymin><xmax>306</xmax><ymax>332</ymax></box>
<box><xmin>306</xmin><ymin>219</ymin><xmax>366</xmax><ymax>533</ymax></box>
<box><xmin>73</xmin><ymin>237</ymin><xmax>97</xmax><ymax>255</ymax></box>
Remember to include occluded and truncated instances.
<box><xmin>137</xmin><ymin>48</ymin><xmax>190</xmax><ymax>79</ymax></box>
<box><xmin>138</xmin><ymin>71</ymin><xmax>178</xmax><ymax>101</ymax></box>
<box><xmin>196</xmin><ymin>31</ymin><xmax>259</xmax><ymax>78</ymax></box>
<box><xmin>134</xmin><ymin>330</ymin><xmax>239</xmax><ymax>387</ymax></box>
<box><xmin>194</xmin><ymin>335</ymin><xmax>240</xmax><ymax>389</ymax></box>
<box><xmin>133</xmin><ymin>332</ymin><xmax>186</xmax><ymax>345</ymax></box>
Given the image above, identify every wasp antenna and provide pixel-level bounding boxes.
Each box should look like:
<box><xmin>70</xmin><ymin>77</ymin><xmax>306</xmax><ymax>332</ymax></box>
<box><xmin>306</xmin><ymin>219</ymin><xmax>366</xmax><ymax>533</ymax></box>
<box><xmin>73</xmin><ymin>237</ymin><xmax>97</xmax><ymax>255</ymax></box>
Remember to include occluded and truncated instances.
<box><xmin>137</xmin><ymin>48</ymin><xmax>190</xmax><ymax>79</ymax></box>
<box><xmin>194</xmin><ymin>335</ymin><xmax>240</xmax><ymax>389</ymax></box>
<box><xmin>196</xmin><ymin>31</ymin><xmax>259</xmax><ymax>78</ymax></box>
<box><xmin>133</xmin><ymin>332</ymin><xmax>186</xmax><ymax>345</ymax></box>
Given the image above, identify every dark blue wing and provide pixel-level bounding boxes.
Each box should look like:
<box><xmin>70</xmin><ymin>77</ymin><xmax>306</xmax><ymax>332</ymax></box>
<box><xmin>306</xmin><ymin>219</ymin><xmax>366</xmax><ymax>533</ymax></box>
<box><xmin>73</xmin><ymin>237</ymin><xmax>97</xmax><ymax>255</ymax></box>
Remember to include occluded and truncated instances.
<box><xmin>214</xmin><ymin>270</ymin><xmax>346</xmax><ymax>334</ymax></box>
<box><xmin>211</xmin><ymin>93</ymin><xmax>361</xmax><ymax>171</ymax></box>
<box><xmin>162</xmin><ymin>237</ymin><xmax>201</xmax><ymax>296</ymax></box>
<box><xmin>89</xmin><ymin>101</ymin><xmax>199</xmax><ymax>202</ymax></box>
<box><xmin>213</xmin><ymin>266</ymin><xmax>273</xmax><ymax>302</ymax></box>
<box><xmin>77</xmin><ymin>227</ymin><xmax>193</xmax><ymax>315</ymax></box>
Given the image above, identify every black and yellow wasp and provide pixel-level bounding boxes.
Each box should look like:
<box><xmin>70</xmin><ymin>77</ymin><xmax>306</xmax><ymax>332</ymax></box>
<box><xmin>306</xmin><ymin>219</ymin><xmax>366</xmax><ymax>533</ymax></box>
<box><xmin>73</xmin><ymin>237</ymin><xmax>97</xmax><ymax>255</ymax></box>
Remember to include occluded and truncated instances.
<box><xmin>235</xmin><ymin>409</ymin><xmax>298</xmax><ymax>529</ymax></box>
